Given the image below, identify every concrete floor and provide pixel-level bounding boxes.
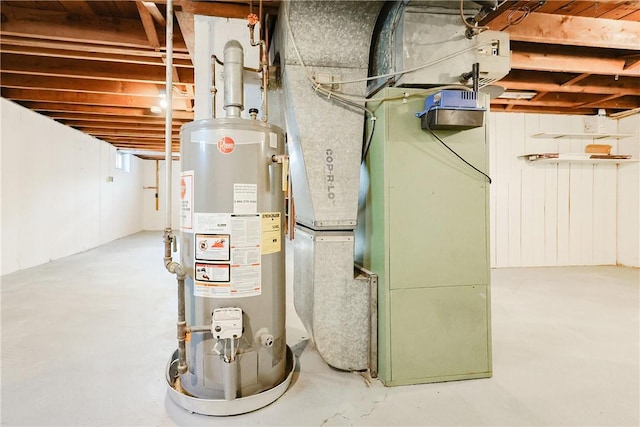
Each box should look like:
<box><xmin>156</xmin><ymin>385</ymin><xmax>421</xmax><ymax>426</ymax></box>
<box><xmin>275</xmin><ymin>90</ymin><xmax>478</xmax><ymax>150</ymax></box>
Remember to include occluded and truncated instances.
<box><xmin>1</xmin><ymin>231</ymin><xmax>638</xmax><ymax>426</ymax></box>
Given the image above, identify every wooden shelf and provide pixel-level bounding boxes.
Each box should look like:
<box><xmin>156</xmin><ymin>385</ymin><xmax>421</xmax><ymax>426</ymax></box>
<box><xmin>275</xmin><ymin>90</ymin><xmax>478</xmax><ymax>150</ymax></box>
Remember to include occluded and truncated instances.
<box><xmin>531</xmin><ymin>132</ymin><xmax>633</xmax><ymax>140</ymax></box>
<box><xmin>519</xmin><ymin>154</ymin><xmax>638</xmax><ymax>164</ymax></box>
<box><xmin>527</xmin><ymin>158</ymin><xmax>638</xmax><ymax>164</ymax></box>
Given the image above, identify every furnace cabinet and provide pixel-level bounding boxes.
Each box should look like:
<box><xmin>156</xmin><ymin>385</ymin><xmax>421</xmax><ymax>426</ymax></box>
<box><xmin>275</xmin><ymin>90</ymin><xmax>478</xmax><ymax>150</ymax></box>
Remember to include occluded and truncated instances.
<box><xmin>357</xmin><ymin>88</ymin><xmax>492</xmax><ymax>386</ymax></box>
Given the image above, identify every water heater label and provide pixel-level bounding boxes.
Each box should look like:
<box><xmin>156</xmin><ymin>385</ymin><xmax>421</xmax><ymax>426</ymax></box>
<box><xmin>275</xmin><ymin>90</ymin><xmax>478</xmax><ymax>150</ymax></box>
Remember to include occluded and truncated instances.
<box><xmin>179</xmin><ymin>171</ymin><xmax>194</xmax><ymax>232</ymax></box>
<box><xmin>193</xmin><ymin>213</ymin><xmax>262</xmax><ymax>298</ymax></box>
<box><xmin>233</xmin><ymin>183</ymin><xmax>257</xmax><ymax>214</ymax></box>
<box><xmin>261</xmin><ymin>212</ymin><xmax>281</xmax><ymax>255</ymax></box>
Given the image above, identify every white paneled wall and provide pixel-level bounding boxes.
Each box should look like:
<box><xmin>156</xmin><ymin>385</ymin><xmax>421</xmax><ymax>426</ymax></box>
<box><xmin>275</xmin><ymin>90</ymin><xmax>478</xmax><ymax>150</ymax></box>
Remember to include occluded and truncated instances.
<box><xmin>616</xmin><ymin>115</ymin><xmax>640</xmax><ymax>268</ymax></box>
<box><xmin>0</xmin><ymin>99</ymin><xmax>144</xmax><ymax>275</ymax></box>
<box><xmin>489</xmin><ymin>112</ymin><xmax>637</xmax><ymax>268</ymax></box>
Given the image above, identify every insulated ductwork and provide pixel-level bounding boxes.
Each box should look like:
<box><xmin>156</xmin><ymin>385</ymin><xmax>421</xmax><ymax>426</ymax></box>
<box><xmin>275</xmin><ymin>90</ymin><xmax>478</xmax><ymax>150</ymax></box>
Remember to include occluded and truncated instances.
<box><xmin>273</xmin><ymin>0</ymin><xmax>382</xmax><ymax>372</ymax></box>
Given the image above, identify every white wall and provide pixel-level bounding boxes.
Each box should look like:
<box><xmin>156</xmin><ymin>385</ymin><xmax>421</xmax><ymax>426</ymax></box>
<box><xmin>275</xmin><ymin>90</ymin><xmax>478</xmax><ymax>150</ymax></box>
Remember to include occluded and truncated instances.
<box><xmin>489</xmin><ymin>112</ymin><xmax>639</xmax><ymax>268</ymax></box>
<box><xmin>142</xmin><ymin>159</ymin><xmax>180</xmax><ymax>230</ymax></box>
<box><xmin>0</xmin><ymin>98</ymin><xmax>144</xmax><ymax>275</ymax></box>
<box><xmin>194</xmin><ymin>16</ymin><xmax>262</xmax><ymax>120</ymax></box>
<box><xmin>617</xmin><ymin>115</ymin><xmax>640</xmax><ymax>268</ymax></box>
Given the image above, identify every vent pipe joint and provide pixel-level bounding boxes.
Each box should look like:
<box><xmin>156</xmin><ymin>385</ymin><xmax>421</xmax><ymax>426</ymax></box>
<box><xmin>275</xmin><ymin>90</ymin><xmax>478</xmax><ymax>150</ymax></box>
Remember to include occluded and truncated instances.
<box><xmin>223</xmin><ymin>40</ymin><xmax>245</xmax><ymax>118</ymax></box>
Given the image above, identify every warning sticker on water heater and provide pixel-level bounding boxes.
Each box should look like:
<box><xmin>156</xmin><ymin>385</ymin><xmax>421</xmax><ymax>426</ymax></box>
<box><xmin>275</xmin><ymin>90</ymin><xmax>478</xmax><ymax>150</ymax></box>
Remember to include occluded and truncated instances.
<box><xmin>179</xmin><ymin>171</ymin><xmax>194</xmax><ymax>232</ymax></box>
<box><xmin>193</xmin><ymin>213</ymin><xmax>261</xmax><ymax>298</ymax></box>
<box><xmin>195</xmin><ymin>234</ymin><xmax>230</xmax><ymax>261</ymax></box>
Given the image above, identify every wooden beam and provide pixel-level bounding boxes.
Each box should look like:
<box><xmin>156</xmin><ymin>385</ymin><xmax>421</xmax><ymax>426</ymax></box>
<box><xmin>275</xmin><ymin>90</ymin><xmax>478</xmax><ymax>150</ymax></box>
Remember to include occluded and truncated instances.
<box><xmin>0</xmin><ymin>36</ymin><xmax>191</xmax><ymax>59</ymax></box>
<box><xmin>0</xmin><ymin>35</ymin><xmax>191</xmax><ymax>60</ymax></box>
<box><xmin>0</xmin><ymin>74</ymin><xmax>163</xmax><ymax>96</ymax></box>
<box><xmin>175</xmin><ymin>12</ymin><xmax>195</xmax><ymax>62</ymax></box>
<box><xmin>0</xmin><ymin>43</ymin><xmax>193</xmax><ymax>67</ymax></box>
<box><xmin>81</xmin><ymin>128</ymin><xmax>179</xmax><ymax>138</ymax></box>
<box><xmin>143</xmin><ymin>2</ymin><xmax>166</xmax><ymax>26</ymax></box>
<box><xmin>492</xmin><ymin>96</ymin><xmax>638</xmax><ymax>109</ymax></box>
<box><xmin>562</xmin><ymin>73</ymin><xmax>591</xmax><ymax>87</ymax></box>
<box><xmin>2</xmin><ymin>88</ymin><xmax>192</xmax><ymax>110</ymax></box>
<box><xmin>21</xmin><ymin>102</ymin><xmax>194</xmax><ymax>119</ymax></box>
<box><xmin>490</xmin><ymin>103</ymin><xmax>599</xmax><ymax>115</ymax></box>
<box><xmin>58</xmin><ymin>1</ymin><xmax>96</xmax><ymax>17</ymax></box>
<box><xmin>51</xmin><ymin>114</ymin><xmax>189</xmax><ymax>125</ymax></box>
<box><xmin>623</xmin><ymin>54</ymin><xmax>640</xmax><ymax>71</ymax></box>
<box><xmin>0</xmin><ymin>53</ymin><xmax>195</xmax><ymax>84</ymax></box>
<box><xmin>498</xmin><ymin>70</ymin><xmax>640</xmax><ymax>95</ymax></box>
<box><xmin>530</xmin><ymin>91</ymin><xmax>547</xmax><ymax>102</ymax></box>
<box><xmin>511</xmin><ymin>51</ymin><xmax>640</xmax><ymax>77</ymax></box>
<box><xmin>136</xmin><ymin>1</ymin><xmax>161</xmax><ymax>48</ymax></box>
<box><xmin>486</xmin><ymin>11</ymin><xmax>640</xmax><ymax>50</ymax></box>
<box><xmin>0</xmin><ymin>4</ymin><xmax>157</xmax><ymax>49</ymax></box>
<box><xmin>103</xmin><ymin>139</ymin><xmax>179</xmax><ymax>146</ymax></box>
<box><xmin>179</xmin><ymin>0</ymin><xmax>279</xmax><ymax>19</ymax></box>
<box><xmin>598</xmin><ymin>1</ymin><xmax>640</xmax><ymax>19</ymax></box>
<box><xmin>61</xmin><ymin>121</ymin><xmax>181</xmax><ymax>131</ymax></box>
<box><xmin>575</xmin><ymin>93</ymin><xmax>625</xmax><ymax>108</ymax></box>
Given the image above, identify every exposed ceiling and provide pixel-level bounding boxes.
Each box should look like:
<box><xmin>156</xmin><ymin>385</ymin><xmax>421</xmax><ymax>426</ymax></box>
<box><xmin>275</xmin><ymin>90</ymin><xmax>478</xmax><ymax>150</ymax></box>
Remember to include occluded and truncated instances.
<box><xmin>1</xmin><ymin>0</ymin><xmax>639</xmax><ymax>158</ymax></box>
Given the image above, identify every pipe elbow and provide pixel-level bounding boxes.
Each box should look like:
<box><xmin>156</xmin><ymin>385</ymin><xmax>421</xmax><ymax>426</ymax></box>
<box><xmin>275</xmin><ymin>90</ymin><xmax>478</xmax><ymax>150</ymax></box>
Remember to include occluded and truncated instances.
<box><xmin>166</xmin><ymin>261</ymin><xmax>187</xmax><ymax>279</ymax></box>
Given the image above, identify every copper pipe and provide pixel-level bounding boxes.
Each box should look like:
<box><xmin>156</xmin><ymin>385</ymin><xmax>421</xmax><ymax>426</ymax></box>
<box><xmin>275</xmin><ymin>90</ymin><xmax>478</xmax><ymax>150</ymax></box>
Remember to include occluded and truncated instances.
<box><xmin>211</xmin><ymin>55</ymin><xmax>217</xmax><ymax>118</ymax></box>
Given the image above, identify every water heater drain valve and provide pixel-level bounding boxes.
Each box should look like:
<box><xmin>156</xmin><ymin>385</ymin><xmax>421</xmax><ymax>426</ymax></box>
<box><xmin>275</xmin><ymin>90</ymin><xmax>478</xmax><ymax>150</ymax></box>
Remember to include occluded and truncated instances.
<box><xmin>211</xmin><ymin>308</ymin><xmax>243</xmax><ymax>340</ymax></box>
<box><xmin>255</xmin><ymin>328</ymin><xmax>274</xmax><ymax>347</ymax></box>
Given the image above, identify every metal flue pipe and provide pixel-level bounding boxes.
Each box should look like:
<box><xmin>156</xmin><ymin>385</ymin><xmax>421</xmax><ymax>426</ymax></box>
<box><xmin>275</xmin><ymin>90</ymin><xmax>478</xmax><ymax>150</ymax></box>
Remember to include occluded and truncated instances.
<box><xmin>223</xmin><ymin>40</ymin><xmax>244</xmax><ymax>118</ymax></box>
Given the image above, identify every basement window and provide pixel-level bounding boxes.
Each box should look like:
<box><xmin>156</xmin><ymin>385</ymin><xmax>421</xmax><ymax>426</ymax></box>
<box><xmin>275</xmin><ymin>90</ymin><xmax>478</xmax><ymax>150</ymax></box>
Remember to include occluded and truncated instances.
<box><xmin>115</xmin><ymin>151</ymin><xmax>131</xmax><ymax>173</ymax></box>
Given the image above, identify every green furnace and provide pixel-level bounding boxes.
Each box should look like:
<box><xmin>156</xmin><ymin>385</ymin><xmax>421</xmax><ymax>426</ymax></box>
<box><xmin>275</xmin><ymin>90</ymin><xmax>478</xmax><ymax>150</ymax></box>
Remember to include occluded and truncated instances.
<box><xmin>357</xmin><ymin>88</ymin><xmax>492</xmax><ymax>386</ymax></box>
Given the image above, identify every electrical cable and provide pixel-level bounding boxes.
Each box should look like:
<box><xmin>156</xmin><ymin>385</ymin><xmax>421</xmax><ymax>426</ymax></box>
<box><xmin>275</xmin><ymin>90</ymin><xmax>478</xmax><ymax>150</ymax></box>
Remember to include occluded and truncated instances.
<box><xmin>459</xmin><ymin>0</ymin><xmax>490</xmax><ymax>32</ymax></box>
<box><xmin>424</xmin><ymin>111</ymin><xmax>492</xmax><ymax>184</ymax></box>
<box><xmin>283</xmin><ymin>1</ymin><xmax>493</xmax><ymax>99</ymax></box>
<box><xmin>361</xmin><ymin>115</ymin><xmax>377</xmax><ymax>163</ymax></box>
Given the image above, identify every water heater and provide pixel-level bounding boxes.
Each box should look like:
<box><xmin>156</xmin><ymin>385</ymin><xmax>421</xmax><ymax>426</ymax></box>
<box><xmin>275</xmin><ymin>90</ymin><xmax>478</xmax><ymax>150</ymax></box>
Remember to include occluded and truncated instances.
<box><xmin>166</xmin><ymin>40</ymin><xmax>294</xmax><ymax>416</ymax></box>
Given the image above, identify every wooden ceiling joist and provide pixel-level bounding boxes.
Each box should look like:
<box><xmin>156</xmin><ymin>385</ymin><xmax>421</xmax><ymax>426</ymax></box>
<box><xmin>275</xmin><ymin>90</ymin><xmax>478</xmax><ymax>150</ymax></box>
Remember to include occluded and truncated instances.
<box><xmin>179</xmin><ymin>0</ymin><xmax>278</xmax><ymax>19</ymax></box>
<box><xmin>486</xmin><ymin>11</ymin><xmax>640</xmax><ymax>50</ymax></box>
<box><xmin>54</xmin><ymin>115</ymin><xmax>189</xmax><ymax>126</ymax></box>
<box><xmin>0</xmin><ymin>53</ymin><xmax>195</xmax><ymax>84</ymax></box>
<box><xmin>498</xmin><ymin>71</ymin><xmax>640</xmax><ymax>95</ymax></box>
<box><xmin>511</xmin><ymin>51</ymin><xmax>640</xmax><ymax>77</ymax></box>
<box><xmin>562</xmin><ymin>73</ymin><xmax>591</xmax><ymax>87</ymax></box>
<box><xmin>0</xmin><ymin>36</ymin><xmax>191</xmax><ymax>59</ymax></box>
<box><xmin>0</xmin><ymin>74</ymin><xmax>165</xmax><ymax>96</ymax></box>
<box><xmin>0</xmin><ymin>4</ymin><xmax>182</xmax><ymax>49</ymax></box>
<box><xmin>2</xmin><ymin>88</ymin><xmax>192</xmax><ymax>110</ymax></box>
<box><xmin>136</xmin><ymin>0</ymin><xmax>161</xmax><ymax>48</ymax></box>
<box><xmin>0</xmin><ymin>43</ymin><xmax>193</xmax><ymax>67</ymax></box>
<box><xmin>1</xmin><ymin>0</ymin><xmax>638</xmax><ymax>151</ymax></box>
<box><xmin>63</xmin><ymin>121</ymin><xmax>182</xmax><ymax>130</ymax></box>
<box><xmin>20</xmin><ymin>101</ymin><xmax>195</xmax><ymax>120</ymax></box>
<box><xmin>492</xmin><ymin>96</ymin><xmax>639</xmax><ymax>109</ymax></box>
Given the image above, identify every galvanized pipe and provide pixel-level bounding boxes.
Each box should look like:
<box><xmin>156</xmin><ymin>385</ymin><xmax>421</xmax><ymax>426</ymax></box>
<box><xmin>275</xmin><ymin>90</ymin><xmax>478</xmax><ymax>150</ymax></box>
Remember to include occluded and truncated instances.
<box><xmin>223</xmin><ymin>40</ymin><xmax>244</xmax><ymax>118</ymax></box>
<box><xmin>164</xmin><ymin>0</ymin><xmax>174</xmax><ymax>231</ymax></box>
<box><xmin>161</xmin><ymin>0</ymin><xmax>190</xmax><ymax>376</ymax></box>
<box><xmin>177</xmin><ymin>276</ymin><xmax>188</xmax><ymax>374</ymax></box>
<box><xmin>222</xmin><ymin>359</ymin><xmax>238</xmax><ymax>400</ymax></box>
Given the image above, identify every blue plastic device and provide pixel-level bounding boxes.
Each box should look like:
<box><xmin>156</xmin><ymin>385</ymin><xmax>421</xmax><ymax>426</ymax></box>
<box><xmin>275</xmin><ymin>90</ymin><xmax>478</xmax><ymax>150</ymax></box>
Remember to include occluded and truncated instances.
<box><xmin>416</xmin><ymin>90</ymin><xmax>485</xmax><ymax>118</ymax></box>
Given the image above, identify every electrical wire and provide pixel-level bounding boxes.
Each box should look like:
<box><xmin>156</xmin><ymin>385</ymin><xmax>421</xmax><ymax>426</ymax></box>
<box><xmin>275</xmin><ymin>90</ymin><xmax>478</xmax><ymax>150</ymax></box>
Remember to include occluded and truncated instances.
<box><xmin>361</xmin><ymin>115</ymin><xmax>377</xmax><ymax>163</ymax></box>
<box><xmin>283</xmin><ymin>1</ymin><xmax>493</xmax><ymax>102</ymax></box>
<box><xmin>424</xmin><ymin>111</ymin><xmax>492</xmax><ymax>184</ymax></box>
<box><xmin>459</xmin><ymin>0</ymin><xmax>490</xmax><ymax>32</ymax></box>
<box><xmin>316</xmin><ymin>42</ymin><xmax>495</xmax><ymax>87</ymax></box>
